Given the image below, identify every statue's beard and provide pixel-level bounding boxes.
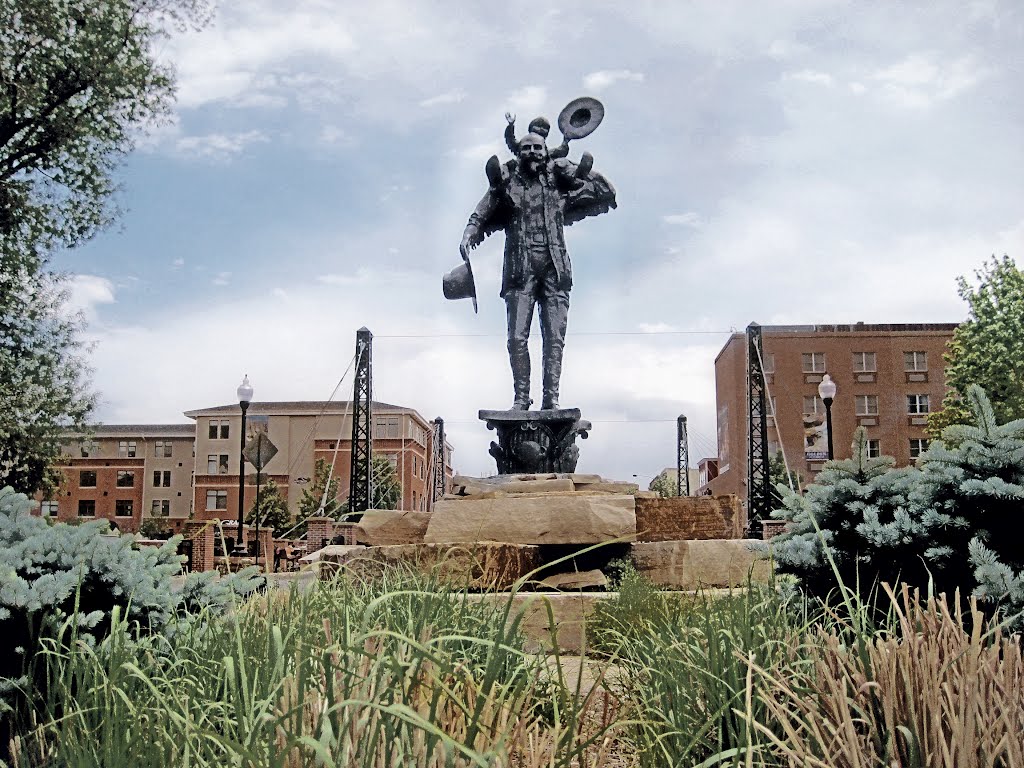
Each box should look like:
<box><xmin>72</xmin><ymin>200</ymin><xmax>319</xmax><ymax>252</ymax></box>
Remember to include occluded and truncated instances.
<box><xmin>521</xmin><ymin>157</ymin><xmax>543</xmax><ymax>176</ymax></box>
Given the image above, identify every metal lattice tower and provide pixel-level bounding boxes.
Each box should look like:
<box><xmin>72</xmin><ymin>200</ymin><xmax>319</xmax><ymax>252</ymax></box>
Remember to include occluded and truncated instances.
<box><xmin>676</xmin><ymin>415</ymin><xmax>690</xmax><ymax>496</ymax></box>
<box><xmin>431</xmin><ymin>417</ymin><xmax>447</xmax><ymax>505</ymax></box>
<box><xmin>348</xmin><ymin>327</ymin><xmax>373</xmax><ymax>516</ymax></box>
<box><xmin>746</xmin><ymin>322</ymin><xmax>770</xmax><ymax>538</ymax></box>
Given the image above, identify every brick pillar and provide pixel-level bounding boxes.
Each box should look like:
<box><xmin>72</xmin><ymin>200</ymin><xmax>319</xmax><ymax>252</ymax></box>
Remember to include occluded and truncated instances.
<box><xmin>307</xmin><ymin>516</ymin><xmax>334</xmax><ymax>554</ymax></box>
<box><xmin>183</xmin><ymin>521</ymin><xmax>215</xmax><ymax>572</ymax></box>
<box><xmin>258</xmin><ymin>528</ymin><xmax>274</xmax><ymax>571</ymax></box>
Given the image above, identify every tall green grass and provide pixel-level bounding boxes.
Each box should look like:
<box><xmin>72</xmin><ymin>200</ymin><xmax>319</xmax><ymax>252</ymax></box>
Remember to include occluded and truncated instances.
<box><xmin>10</xmin><ymin>569</ymin><xmax>620</xmax><ymax>767</ymax></box>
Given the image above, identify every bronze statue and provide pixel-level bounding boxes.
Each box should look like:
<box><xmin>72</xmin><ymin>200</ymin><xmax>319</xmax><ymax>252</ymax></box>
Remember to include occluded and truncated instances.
<box><xmin>456</xmin><ymin>97</ymin><xmax>616</xmax><ymax>411</ymax></box>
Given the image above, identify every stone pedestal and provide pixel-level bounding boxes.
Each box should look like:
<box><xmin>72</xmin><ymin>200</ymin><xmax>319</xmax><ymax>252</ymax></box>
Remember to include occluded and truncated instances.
<box><xmin>479</xmin><ymin>408</ymin><xmax>591</xmax><ymax>474</ymax></box>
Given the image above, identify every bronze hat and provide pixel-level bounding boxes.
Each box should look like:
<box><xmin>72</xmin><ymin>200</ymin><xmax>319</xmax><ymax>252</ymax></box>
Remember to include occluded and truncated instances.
<box><xmin>557</xmin><ymin>97</ymin><xmax>605</xmax><ymax>141</ymax></box>
<box><xmin>442</xmin><ymin>259</ymin><xmax>478</xmax><ymax>313</ymax></box>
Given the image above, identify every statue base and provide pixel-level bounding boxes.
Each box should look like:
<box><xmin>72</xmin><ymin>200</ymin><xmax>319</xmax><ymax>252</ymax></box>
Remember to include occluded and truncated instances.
<box><xmin>479</xmin><ymin>408</ymin><xmax>591</xmax><ymax>475</ymax></box>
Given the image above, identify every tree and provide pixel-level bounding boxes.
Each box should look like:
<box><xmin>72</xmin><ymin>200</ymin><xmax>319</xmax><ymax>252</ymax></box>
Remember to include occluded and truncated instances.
<box><xmin>297</xmin><ymin>458</ymin><xmax>343</xmax><ymax>520</ymax></box>
<box><xmin>770</xmin><ymin>429</ymin><xmax>926</xmax><ymax>600</ymax></box>
<box><xmin>1</xmin><ymin>0</ymin><xmax>210</xmax><ymax>495</ymax></box>
<box><xmin>246</xmin><ymin>479</ymin><xmax>291</xmax><ymax>538</ymax></box>
<box><xmin>0</xmin><ymin>266</ymin><xmax>93</xmax><ymax>494</ymax></box>
<box><xmin>648</xmin><ymin>470</ymin><xmax>682</xmax><ymax>498</ymax></box>
<box><xmin>913</xmin><ymin>385</ymin><xmax>1024</xmax><ymax>621</ymax></box>
<box><xmin>370</xmin><ymin>453</ymin><xmax>402</xmax><ymax>510</ymax></box>
<box><xmin>1</xmin><ymin>0</ymin><xmax>211</xmax><ymax>259</ymax></box>
<box><xmin>929</xmin><ymin>256</ymin><xmax>1024</xmax><ymax>436</ymax></box>
<box><xmin>768</xmin><ymin>451</ymin><xmax>802</xmax><ymax>506</ymax></box>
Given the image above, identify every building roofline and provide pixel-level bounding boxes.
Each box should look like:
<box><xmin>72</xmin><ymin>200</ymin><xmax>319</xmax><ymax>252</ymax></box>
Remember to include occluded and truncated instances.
<box><xmin>713</xmin><ymin>322</ymin><xmax>958</xmax><ymax>363</ymax></box>
<box><xmin>67</xmin><ymin>424</ymin><xmax>195</xmax><ymax>437</ymax></box>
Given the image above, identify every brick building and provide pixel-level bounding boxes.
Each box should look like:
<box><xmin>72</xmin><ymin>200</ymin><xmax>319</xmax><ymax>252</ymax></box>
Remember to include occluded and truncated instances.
<box><xmin>43</xmin><ymin>424</ymin><xmax>195</xmax><ymax>532</ymax></box>
<box><xmin>701</xmin><ymin>323</ymin><xmax>957</xmax><ymax>503</ymax></box>
<box><xmin>39</xmin><ymin>401</ymin><xmax>454</xmax><ymax>533</ymax></box>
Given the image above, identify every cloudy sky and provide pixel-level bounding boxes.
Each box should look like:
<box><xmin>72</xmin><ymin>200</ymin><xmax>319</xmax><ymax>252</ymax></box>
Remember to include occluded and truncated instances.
<box><xmin>62</xmin><ymin>0</ymin><xmax>1023</xmax><ymax>483</ymax></box>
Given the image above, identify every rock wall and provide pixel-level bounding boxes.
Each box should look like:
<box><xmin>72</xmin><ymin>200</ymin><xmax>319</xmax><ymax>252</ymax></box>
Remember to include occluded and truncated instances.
<box><xmin>634</xmin><ymin>495</ymin><xmax>744</xmax><ymax>541</ymax></box>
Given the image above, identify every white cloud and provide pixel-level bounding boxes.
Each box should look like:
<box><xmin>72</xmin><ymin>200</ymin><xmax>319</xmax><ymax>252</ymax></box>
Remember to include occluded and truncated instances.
<box><xmin>507</xmin><ymin>85</ymin><xmax>547</xmax><ymax>116</ymax></box>
<box><xmin>420</xmin><ymin>89</ymin><xmax>466</xmax><ymax>108</ymax></box>
<box><xmin>212</xmin><ymin>272</ymin><xmax>232</xmax><ymax>286</ymax></box>
<box><xmin>871</xmin><ymin>54</ymin><xmax>992</xmax><ymax>108</ymax></box>
<box><xmin>785</xmin><ymin>69</ymin><xmax>834</xmax><ymax>86</ymax></box>
<box><xmin>66</xmin><ymin>275</ymin><xmax>116</xmax><ymax>322</ymax></box>
<box><xmin>662</xmin><ymin>212</ymin><xmax>702</xmax><ymax>227</ymax></box>
<box><xmin>172</xmin><ymin>258</ymin><xmax>185</xmax><ymax>268</ymax></box>
<box><xmin>582</xmin><ymin>69</ymin><xmax>645</xmax><ymax>92</ymax></box>
<box><xmin>175</xmin><ymin>130</ymin><xmax>269</xmax><ymax>160</ymax></box>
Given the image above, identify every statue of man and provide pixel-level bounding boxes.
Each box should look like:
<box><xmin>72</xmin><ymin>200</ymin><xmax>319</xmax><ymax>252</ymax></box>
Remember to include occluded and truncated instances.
<box><xmin>460</xmin><ymin>132</ymin><xmax>616</xmax><ymax>410</ymax></box>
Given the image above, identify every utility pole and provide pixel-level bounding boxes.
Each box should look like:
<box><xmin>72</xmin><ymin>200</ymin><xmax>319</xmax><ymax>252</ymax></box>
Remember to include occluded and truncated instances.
<box><xmin>746</xmin><ymin>322</ymin><xmax>770</xmax><ymax>538</ymax></box>
<box><xmin>676</xmin><ymin>414</ymin><xmax>690</xmax><ymax>496</ymax></box>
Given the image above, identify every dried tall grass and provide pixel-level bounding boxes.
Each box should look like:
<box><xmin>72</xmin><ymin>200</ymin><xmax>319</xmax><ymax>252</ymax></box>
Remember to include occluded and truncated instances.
<box><xmin>748</xmin><ymin>584</ymin><xmax>1024</xmax><ymax>768</ymax></box>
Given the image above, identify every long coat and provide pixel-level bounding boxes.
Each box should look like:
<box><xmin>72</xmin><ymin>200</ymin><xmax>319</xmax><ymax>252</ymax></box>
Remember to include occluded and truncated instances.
<box><xmin>463</xmin><ymin>158</ymin><xmax>616</xmax><ymax>298</ymax></box>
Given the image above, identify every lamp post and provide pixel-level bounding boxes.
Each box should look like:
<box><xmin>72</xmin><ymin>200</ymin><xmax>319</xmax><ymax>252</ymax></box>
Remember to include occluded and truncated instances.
<box><xmin>818</xmin><ymin>373</ymin><xmax>837</xmax><ymax>461</ymax></box>
<box><xmin>235</xmin><ymin>375</ymin><xmax>253</xmax><ymax>553</ymax></box>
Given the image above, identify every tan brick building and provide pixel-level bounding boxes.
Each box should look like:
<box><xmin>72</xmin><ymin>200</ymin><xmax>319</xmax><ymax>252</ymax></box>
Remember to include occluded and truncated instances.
<box><xmin>702</xmin><ymin>323</ymin><xmax>957</xmax><ymax>503</ymax></box>
<box><xmin>39</xmin><ymin>401</ymin><xmax>454</xmax><ymax>534</ymax></box>
<box><xmin>44</xmin><ymin>424</ymin><xmax>195</xmax><ymax>532</ymax></box>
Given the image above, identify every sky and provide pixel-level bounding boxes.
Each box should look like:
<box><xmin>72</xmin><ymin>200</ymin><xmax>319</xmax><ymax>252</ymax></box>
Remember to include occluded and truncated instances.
<box><xmin>60</xmin><ymin>0</ymin><xmax>1024</xmax><ymax>485</ymax></box>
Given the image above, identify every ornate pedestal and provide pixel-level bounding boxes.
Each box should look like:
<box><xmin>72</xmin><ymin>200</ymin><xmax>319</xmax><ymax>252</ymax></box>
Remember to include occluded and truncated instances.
<box><xmin>479</xmin><ymin>408</ymin><xmax>591</xmax><ymax>475</ymax></box>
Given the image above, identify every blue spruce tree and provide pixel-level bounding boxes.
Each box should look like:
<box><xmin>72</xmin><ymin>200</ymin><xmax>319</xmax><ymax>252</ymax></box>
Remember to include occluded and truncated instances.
<box><xmin>913</xmin><ymin>385</ymin><xmax>1024</xmax><ymax>625</ymax></box>
<box><xmin>770</xmin><ymin>428</ymin><xmax>926</xmax><ymax>600</ymax></box>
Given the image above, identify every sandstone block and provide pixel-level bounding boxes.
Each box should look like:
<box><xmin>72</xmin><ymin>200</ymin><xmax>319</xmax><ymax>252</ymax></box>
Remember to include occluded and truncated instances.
<box><xmin>630</xmin><ymin>539</ymin><xmax>772</xmax><ymax>589</ymax></box>
<box><xmin>635</xmin><ymin>495</ymin><xmax>743</xmax><ymax>541</ymax></box>
<box><xmin>502</xmin><ymin>478</ymin><xmax>575</xmax><ymax>494</ymax></box>
<box><xmin>571</xmin><ymin>481</ymin><xmax>640</xmax><ymax>494</ymax></box>
<box><xmin>338</xmin><ymin>541</ymin><xmax>540</xmax><ymax>590</ymax></box>
<box><xmin>568</xmin><ymin>473</ymin><xmax>603</xmax><ymax>484</ymax></box>
<box><xmin>354</xmin><ymin>509</ymin><xmax>431</xmax><ymax>545</ymax></box>
<box><xmin>425</xmin><ymin>493</ymin><xmax>636</xmax><ymax>545</ymax></box>
<box><xmin>539</xmin><ymin>569</ymin><xmax>608</xmax><ymax>591</ymax></box>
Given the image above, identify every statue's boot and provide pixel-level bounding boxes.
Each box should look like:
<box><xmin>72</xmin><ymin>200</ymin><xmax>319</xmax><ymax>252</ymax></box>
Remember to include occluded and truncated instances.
<box><xmin>510</xmin><ymin>345</ymin><xmax>532</xmax><ymax>410</ymax></box>
<box><xmin>541</xmin><ymin>348</ymin><xmax>562</xmax><ymax>410</ymax></box>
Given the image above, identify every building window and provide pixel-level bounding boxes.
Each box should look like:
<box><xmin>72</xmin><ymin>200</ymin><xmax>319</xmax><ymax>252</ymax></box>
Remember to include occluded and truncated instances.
<box><xmin>115</xmin><ymin>500</ymin><xmax>133</xmax><ymax>517</ymax></box>
<box><xmin>153</xmin><ymin>470</ymin><xmax>171</xmax><ymax>487</ymax></box>
<box><xmin>209</xmin><ymin>420</ymin><xmax>230</xmax><ymax>440</ymax></box>
<box><xmin>904</xmin><ymin>351</ymin><xmax>928</xmax><ymax>372</ymax></box>
<box><xmin>151</xmin><ymin>500</ymin><xmax>170</xmax><ymax>517</ymax></box>
<box><xmin>801</xmin><ymin>352</ymin><xmax>826</xmax><ymax>373</ymax></box>
<box><xmin>78</xmin><ymin>499</ymin><xmax>95</xmax><ymax>517</ymax></box>
<box><xmin>412</xmin><ymin>455</ymin><xmax>418</xmax><ymax>476</ymax></box>
<box><xmin>855</xmin><ymin>395</ymin><xmax>879</xmax><ymax>416</ymax></box>
<box><xmin>118</xmin><ymin>440</ymin><xmax>137</xmax><ymax>458</ymax></box>
<box><xmin>374</xmin><ymin>415</ymin><xmax>402</xmax><ymax>439</ymax></box>
<box><xmin>909</xmin><ymin>438</ymin><xmax>930</xmax><ymax>458</ymax></box>
<box><xmin>802</xmin><ymin>395</ymin><xmax>823</xmax><ymax>414</ymax></box>
<box><xmin>39</xmin><ymin>501</ymin><xmax>59</xmax><ymax>517</ymax></box>
<box><xmin>852</xmin><ymin>352</ymin><xmax>876</xmax><ymax>373</ymax></box>
<box><xmin>866</xmin><ymin>440</ymin><xmax>881</xmax><ymax>459</ymax></box>
<box><xmin>420</xmin><ymin>458</ymin><xmax>425</xmax><ymax>480</ymax></box>
<box><xmin>80</xmin><ymin>441</ymin><xmax>97</xmax><ymax>458</ymax></box>
<box><xmin>208</xmin><ymin>454</ymin><xmax>229</xmax><ymax>474</ymax></box>
<box><xmin>206</xmin><ymin>490</ymin><xmax>228</xmax><ymax>510</ymax></box>
<box><xmin>116</xmin><ymin>470</ymin><xmax>134</xmax><ymax>487</ymax></box>
<box><xmin>412</xmin><ymin>490</ymin><xmax>417</xmax><ymax>509</ymax></box>
<box><xmin>761</xmin><ymin>353</ymin><xmax>775</xmax><ymax>374</ymax></box>
<box><xmin>385</xmin><ymin>452</ymin><xmax>399</xmax><ymax>468</ymax></box>
<box><xmin>154</xmin><ymin>441</ymin><xmax>173</xmax><ymax>457</ymax></box>
<box><xmin>79</xmin><ymin>470</ymin><xmax>97</xmax><ymax>487</ymax></box>
<box><xmin>907</xmin><ymin>394</ymin><xmax>930</xmax><ymax>414</ymax></box>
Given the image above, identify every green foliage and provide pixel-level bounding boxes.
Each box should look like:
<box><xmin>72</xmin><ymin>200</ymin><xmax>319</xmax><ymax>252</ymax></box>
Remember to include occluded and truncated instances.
<box><xmin>244</xmin><ymin>478</ymin><xmax>290</xmax><ymax>537</ymax></box>
<box><xmin>0</xmin><ymin>486</ymin><xmax>262</xmax><ymax>719</ymax></box>
<box><xmin>1</xmin><ymin>0</ymin><xmax>211</xmax><ymax>258</ymax></box>
<box><xmin>914</xmin><ymin>385</ymin><xmax>1024</xmax><ymax>625</ymax></box>
<box><xmin>296</xmin><ymin>457</ymin><xmax>342</xmax><ymax>520</ymax></box>
<box><xmin>648</xmin><ymin>470</ymin><xmax>681</xmax><ymax>498</ymax></box>
<box><xmin>770</xmin><ymin>428</ymin><xmax>926</xmax><ymax>600</ymax></box>
<box><xmin>929</xmin><ymin>256</ymin><xmax>1024</xmax><ymax>435</ymax></box>
<box><xmin>768</xmin><ymin>450</ymin><xmax>801</xmax><ymax>499</ymax></box>
<box><xmin>138</xmin><ymin>517</ymin><xmax>171</xmax><ymax>539</ymax></box>
<box><xmin>0</xmin><ymin>266</ymin><xmax>94</xmax><ymax>494</ymax></box>
<box><xmin>370</xmin><ymin>452</ymin><xmax>402</xmax><ymax>510</ymax></box>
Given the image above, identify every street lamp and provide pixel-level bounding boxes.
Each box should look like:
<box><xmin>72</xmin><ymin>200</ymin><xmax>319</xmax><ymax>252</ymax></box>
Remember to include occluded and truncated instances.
<box><xmin>235</xmin><ymin>375</ymin><xmax>253</xmax><ymax>554</ymax></box>
<box><xmin>818</xmin><ymin>373</ymin><xmax>837</xmax><ymax>460</ymax></box>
